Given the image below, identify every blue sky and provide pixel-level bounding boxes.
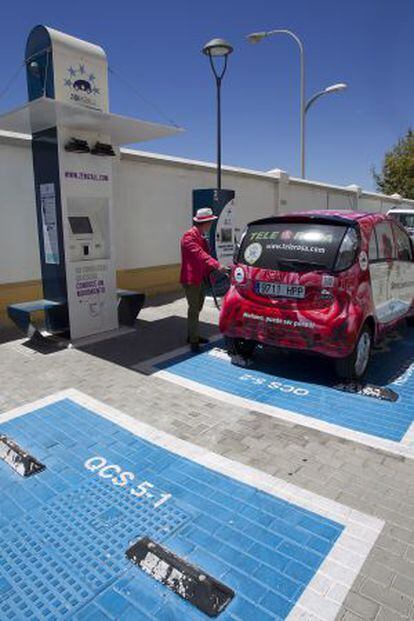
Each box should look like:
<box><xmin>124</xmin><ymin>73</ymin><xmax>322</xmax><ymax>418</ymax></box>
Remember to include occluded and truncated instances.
<box><xmin>1</xmin><ymin>0</ymin><xmax>413</xmax><ymax>190</ymax></box>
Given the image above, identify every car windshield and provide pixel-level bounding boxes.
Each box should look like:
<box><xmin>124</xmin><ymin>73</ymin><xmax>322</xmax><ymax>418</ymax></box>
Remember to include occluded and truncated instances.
<box><xmin>238</xmin><ymin>221</ymin><xmax>350</xmax><ymax>271</ymax></box>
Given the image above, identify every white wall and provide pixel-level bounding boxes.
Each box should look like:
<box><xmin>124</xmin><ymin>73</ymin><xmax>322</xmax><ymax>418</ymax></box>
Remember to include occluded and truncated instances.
<box><xmin>115</xmin><ymin>155</ymin><xmax>278</xmax><ymax>270</ymax></box>
<box><xmin>328</xmin><ymin>191</ymin><xmax>358</xmax><ymax>211</ymax></box>
<box><xmin>1</xmin><ymin>132</ymin><xmax>413</xmax><ymax>285</ymax></box>
<box><xmin>359</xmin><ymin>196</ymin><xmax>384</xmax><ymax>213</ymax></box>
<box><xmin>0</xmin><ymin>135</ymin><xmax>40</xmax><ymax>283</ymax></box>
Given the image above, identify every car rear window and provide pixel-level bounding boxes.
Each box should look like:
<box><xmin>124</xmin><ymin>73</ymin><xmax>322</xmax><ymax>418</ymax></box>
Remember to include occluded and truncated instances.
<box><xmin>238</xmin><ymin>222</ymin><xmax>349</xmax><ymax>271</ymax></box>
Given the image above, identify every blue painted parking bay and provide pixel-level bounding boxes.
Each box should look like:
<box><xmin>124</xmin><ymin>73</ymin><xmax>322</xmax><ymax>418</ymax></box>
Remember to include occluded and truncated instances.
<box><xmin>154</xmin><ymin>327</ymin><xmax>414</xmax><ymax>455</ymax></box>
<box><xmin>0</xmin><ymin>396</ymin><xmax>351</xmax><ymax>620</ymax></box>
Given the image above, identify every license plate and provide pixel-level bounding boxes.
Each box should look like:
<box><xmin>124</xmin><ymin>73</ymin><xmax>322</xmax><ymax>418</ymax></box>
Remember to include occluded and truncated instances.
<box><xmin>255</xmin><ymin>281</ymin><xmax>306</xmax><ymax>298</ymax></box>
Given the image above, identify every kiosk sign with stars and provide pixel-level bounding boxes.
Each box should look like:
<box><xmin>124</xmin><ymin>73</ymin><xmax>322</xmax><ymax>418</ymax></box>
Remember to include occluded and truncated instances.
<box><xmin>64</xmin><ymin>63</ymin><xmax>101</xmax><ymax>109</ymax></box>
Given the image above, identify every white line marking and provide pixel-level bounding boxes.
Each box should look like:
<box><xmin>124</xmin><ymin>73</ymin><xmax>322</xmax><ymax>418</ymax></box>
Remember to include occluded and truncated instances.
<box><xmin>135</xmin><ymin>336</ymin><xmax>223</xmax><ymax>374</ymax></box>
<box><xmin>134</xmin><ymin>345</ymin><xmax>414</xmax><ymax>459</ymax></box>
<box><xmin>0</xmin><ymin>389</ymin><xmax>384</xmax><ymax>621</ymax></box>
<box><xmin>402</xmin><ymin>421</ymin><xmax>414</xmax><ymax>447</ymax></box>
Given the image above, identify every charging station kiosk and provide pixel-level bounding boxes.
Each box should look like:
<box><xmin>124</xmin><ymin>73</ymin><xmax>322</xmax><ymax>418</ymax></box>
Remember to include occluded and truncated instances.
<box><xmin>1</xmin><ymin>25</ymin><xmax>181</xmax><ymax>341</ymax></box>
<box><xmin>193</xmin><ymin>188</ymin><xmax>236</xmax><ymax>295</ymax></box>
<box><xmin>193</xmin><ymin>189</ymin><xmax>236</xmax><ymax>267</ymax></box>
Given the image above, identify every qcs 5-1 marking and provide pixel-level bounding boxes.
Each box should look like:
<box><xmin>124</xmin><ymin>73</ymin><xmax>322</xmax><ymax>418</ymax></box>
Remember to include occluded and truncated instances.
<box><xmin>84</xmin><ymin>455</ymin><xmax>172</xmax><ymax>508</ymax></box>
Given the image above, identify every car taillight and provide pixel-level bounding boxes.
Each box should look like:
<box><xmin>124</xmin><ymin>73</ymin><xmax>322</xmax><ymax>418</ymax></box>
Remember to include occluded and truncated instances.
<box><xmin>334</xmin><ymin>228</ymin><xmax>358</xmax><ymax>272</ymax></box>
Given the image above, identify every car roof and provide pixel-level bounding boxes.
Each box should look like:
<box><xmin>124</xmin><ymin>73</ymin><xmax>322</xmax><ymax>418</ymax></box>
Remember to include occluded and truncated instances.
<box><xmin>388</xmin><ymin>208</ymin><xmax>414</xmax><ymax>214</ymax></box>
<box><xmin>248</xmin><ymin>210</ymin><xmax>385</xmax><ymax>227</ymax></box>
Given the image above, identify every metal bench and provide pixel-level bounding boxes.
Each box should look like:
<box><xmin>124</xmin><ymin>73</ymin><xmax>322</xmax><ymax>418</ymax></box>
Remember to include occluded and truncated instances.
<box><xmin>7</xmin><ymin>299</ymin><xmax>67</xmax><ymax>338</ymax></box>
<box><xmin>7</xmin><ymin>290</ymin><xmax>145</xmax><ymax>337</ymax></box>
<box><xmin>117</xmin><ymin>289</ymin><xmax>145</xmax><ymax>326</ymax></box>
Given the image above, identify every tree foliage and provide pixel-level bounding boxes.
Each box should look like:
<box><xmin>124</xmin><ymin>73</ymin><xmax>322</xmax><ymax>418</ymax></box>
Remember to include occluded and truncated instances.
<box><xmin>373</xmin><ymin>129</ymin><xmax>414</xmax><ymax>199</ymax></box>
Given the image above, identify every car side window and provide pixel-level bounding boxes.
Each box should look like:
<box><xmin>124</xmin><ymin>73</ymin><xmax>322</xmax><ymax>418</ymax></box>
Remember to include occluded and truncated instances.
<box><xmin>368</xmin><ymin>229</ymin><xmax>378</xmax><ymax>262</ymax></box>
<box><xmin>393</xmin><ymin>223</ymin><xmax>413</xmax><ymax>262</ymax></box>
<box><xmin>375</xmin><ymin>222</ymin><xmax>395</xmax><ymax>260</ymax></box>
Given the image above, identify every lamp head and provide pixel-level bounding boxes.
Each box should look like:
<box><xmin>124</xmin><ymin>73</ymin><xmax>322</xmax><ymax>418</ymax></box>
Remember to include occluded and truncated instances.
<box><xmin>202</xmin><ymin>38</ymin><xmax>233</xmax><ymax>57</ymax></box>
<box><xmin>28</xmin><ymin>61</ymin><xmax>40</xmax><ymax>76</ymax></box>
<box><xmin>246</xmin><ymin>32</ymin><xmax>267</xmax><ymax>44</ymax></box>
<box><xmin>324</xmin><ymin>82</ymin><xmax>348</xmax><ymax>94</ymax></box>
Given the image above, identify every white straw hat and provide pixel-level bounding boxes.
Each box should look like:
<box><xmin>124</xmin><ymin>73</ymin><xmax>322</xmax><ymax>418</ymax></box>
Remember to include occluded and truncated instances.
<box><xmin>193</xmin><ymin>207</ymin><xmax>218</xmax><ymax>223</ymax></box>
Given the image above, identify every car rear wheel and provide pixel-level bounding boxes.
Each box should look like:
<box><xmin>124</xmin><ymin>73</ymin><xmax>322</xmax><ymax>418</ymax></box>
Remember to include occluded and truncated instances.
<box><xmin>226</xmin><ymin>337</ymin><xmax>256</xmax><ymax>358</ymax></box>
<box><xmin>334</xmin><ymin>325</ymin><xmax>372</xmax><ymax>380</ymax></box>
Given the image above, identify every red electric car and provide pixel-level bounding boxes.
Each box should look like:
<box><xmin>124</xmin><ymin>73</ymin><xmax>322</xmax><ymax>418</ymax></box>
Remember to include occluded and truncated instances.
<box><xmin>219</xmin><ymin>211</ymin><xmax>414</xmax><ymax>379</ymax></box>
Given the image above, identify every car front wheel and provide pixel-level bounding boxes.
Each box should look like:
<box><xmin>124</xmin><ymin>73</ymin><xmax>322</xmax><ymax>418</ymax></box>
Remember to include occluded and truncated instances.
<box><xmin>334</xmin><ymin>325</ymin><xmax>372</xmax><ymax>380</ymax></box>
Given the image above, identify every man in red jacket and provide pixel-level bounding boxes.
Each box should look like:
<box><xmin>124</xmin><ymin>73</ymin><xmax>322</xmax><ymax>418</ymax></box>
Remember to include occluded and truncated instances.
<box><xmin>180</xmin><ymin>207</ymin><xmax>227</xmax><ymax>351</ymax></box>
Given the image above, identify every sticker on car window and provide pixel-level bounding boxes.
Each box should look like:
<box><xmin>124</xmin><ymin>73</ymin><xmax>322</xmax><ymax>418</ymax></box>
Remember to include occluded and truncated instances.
<box><xmin>234</xmin><ymin>266</ymin><xmax>245</xmax><ymax>283</ymax></box>
<box><xmin>244</xmin><ymin>242</ymin><xmax>262</xmax><ymax>265</ymax></box>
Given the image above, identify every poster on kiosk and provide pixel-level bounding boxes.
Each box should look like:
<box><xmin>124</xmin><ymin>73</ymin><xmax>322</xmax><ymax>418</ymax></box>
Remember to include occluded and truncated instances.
<box><xmin>0</xmin><ymin>25</ymin><xmax>181</xmax><ymax>341</ymax></box>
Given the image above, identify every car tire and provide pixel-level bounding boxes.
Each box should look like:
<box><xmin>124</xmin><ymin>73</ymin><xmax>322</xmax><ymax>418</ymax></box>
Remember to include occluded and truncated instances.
<box><xmin>226</xmin><ymin>337</ymin><xmax>256</xmax><ymax>358</ymax></box>
<box><xmin>334</xmin><ymin>325</ymin><xmax>372</xmax><ymax>380</ymax></box>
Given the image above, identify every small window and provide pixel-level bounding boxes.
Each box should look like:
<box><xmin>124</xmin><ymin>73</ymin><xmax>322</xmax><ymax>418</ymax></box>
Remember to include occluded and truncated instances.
<box><xmin>393</xmin><ymin>224</ymin><xmax>413</xmax><ymax>262</ymax></box>
<box><xmin>375</xmin><ymin>222</ymin><xmax>395</xmax><ymax>260</ymax></box>
<box><xmin>368</xmin><ymin>230</ymin><xmax>378</xmax><ymax>262</ymax></box>
<box><xmin>389</xmin><ymin>212</ymin><xmax>414</xmax><ymax>229</ymax></box>
<box><xmin>335</xmin><ymin>228</ymin><xmax>359</xmax><ymax>272</ymax></box>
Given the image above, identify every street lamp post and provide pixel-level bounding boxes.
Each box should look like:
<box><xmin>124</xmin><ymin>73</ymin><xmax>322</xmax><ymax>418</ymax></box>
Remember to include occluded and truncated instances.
<box><xmin>247</xmin><ymin>30</ymin><xmax>347</xmax><ymax>179</ymax></box>
<box><xmin>247</xmin><ymin>30</ymin><xmax>305</xmax><ymax>177</ymax></box>
<box><xmin>202</xmin><ymin>38</ymin><xmax>233</xmax><ymax>191</ymax></box>
<box><xmin>304</xmin><ymin>82</ymin><xmax>348</xmax><ymax>176</ymax></box>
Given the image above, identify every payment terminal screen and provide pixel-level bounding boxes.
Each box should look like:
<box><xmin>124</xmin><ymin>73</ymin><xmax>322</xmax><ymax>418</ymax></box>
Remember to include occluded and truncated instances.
<box><xmin>69</xmin><ymin>216</ymin><xmax>93</xmax><ymax>234</ymax></box>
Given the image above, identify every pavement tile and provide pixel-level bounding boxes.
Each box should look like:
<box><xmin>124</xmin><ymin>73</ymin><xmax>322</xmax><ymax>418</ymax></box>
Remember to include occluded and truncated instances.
<box><xmin>339</xmin><ymin>612</ymin><xmax>365</xmax><ymax>621</ymax></box>
<box><xmin>339</xmin><ymin>591</ymin><xmax>380</xmax><ymax>619</ymax></box>
<box><xmin>360</xmin><ymin>579</ymin><xmax>413</xmax><ymax>615</ymax></box>
<box><xmin>375</xmin><ymin>607</ymin><xmax>412</xmax><ymax>621</ymax></box>
<box><xmin>392</xmin><ymin>573</ymin><xmax>414</xmax><ymax>598</ymax></box>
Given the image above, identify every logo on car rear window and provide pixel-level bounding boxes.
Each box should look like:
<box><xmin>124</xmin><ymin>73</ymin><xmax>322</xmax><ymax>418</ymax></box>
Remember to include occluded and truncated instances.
<box><xmin>244</xmin><ymin>242</ymin><xmax>262</xmax><ymax>265</ymax></box>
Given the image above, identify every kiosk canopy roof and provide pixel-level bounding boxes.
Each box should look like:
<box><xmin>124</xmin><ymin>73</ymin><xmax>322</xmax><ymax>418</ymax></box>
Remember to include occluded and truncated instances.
<box><xmin>0</xmin><ymin>97</ymin><xmax>182</xmax><ymax>145</ymax></box>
